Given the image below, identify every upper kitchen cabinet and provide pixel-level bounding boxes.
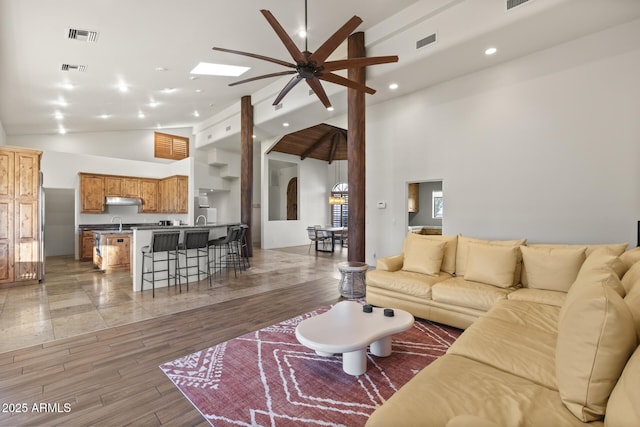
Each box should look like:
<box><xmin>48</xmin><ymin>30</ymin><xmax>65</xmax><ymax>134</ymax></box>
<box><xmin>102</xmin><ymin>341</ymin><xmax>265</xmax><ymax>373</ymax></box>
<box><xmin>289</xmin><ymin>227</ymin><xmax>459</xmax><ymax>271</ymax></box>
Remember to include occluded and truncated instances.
<box><xmin>140</xmin><ymin>179</ymin><xmax>159</xmax><ymax>213</ymax></box>
<box><xmin>0</xmin><ymin>147</ymin><xmax>42</xmax><ymax>285</ymax></box>
<box><xmin>105</xmin><ymin>176</ymin><xmax>140</xmax><ymax>198</ymax></box>
<box><xmin>158</xmin><ymin>175</ymin><xmax>188</xmax><ymax>213</ymax></box>
<box><xmin>79</xmin><ymin>173</ymin><xmax>105</xmax><ymax>213</ymax></box>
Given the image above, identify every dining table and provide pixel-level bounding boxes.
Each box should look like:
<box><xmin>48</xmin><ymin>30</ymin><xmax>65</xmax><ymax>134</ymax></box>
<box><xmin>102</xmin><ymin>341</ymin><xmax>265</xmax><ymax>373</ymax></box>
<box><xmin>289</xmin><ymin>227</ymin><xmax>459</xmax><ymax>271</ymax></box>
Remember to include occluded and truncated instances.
<box><xmin>316</xmin><ymin>227</ymin><xmax>347</xmax><ymax>253</ymax></box>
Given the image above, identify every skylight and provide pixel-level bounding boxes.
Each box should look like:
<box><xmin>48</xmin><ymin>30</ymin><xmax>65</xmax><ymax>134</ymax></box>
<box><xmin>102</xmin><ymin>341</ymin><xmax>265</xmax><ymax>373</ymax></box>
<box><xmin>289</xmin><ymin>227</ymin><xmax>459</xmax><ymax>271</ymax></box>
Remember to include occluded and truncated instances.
<box><xmin>190</xmin><ymin>62</ymin><xmax>250</xmax><ymax>77</ymax></box>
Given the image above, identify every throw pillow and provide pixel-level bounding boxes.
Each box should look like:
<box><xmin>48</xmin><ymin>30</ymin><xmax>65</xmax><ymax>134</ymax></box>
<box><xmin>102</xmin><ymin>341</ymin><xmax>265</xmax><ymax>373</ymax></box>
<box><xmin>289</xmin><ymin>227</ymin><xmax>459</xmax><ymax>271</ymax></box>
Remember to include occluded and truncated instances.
<box><xmin>620</xmin><ymin>247</ymin><xmax>640</xmax><ymax>273</ymax></box>
<box><xmin>464</xmin><ymin>243</ymin><xmax>518</xmax><ymax>288</ymax></box>
<box><xmin>402</xmin><ymin>236</ymin><xmax>445</xmax><ymax>276</ymax></box>
<box><xmin>604</xmin><ymin>347</ymin><xmax>640</xmax><ymax>427</ymax></box>
<box><xmin>520</xmin><ymin>246</ymin><xmax>586</xmax><ymax>292</ymax></box>
<box><xmin>403</xmin><ymin>233</ymin><xmax>457</xmax><ymax>275</ymax></box>
<box><xmin>455</xmin><ymin>235</ymin><xmax>526</xmax><ymax>285</ymax></box>
<box><xmin>556</xmin><ymin>281</ymin><xmax>637</xmax><ymax>422</ymax></box>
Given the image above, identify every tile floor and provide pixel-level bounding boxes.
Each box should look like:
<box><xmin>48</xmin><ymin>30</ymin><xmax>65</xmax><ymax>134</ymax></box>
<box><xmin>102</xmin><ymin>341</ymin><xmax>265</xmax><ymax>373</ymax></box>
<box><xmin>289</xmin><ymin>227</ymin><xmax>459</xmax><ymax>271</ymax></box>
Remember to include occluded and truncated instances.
<box><xmin>0</xmin><ymin>245</ymin><xmax>347</xmax><ymax>354</ymax></box>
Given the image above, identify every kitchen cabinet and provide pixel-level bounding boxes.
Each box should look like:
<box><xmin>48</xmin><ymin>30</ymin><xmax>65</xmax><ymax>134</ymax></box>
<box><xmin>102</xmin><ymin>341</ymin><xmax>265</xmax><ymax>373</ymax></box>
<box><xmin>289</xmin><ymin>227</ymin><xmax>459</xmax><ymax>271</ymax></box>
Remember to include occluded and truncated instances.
<box><xmin>78</xmin><ymin>172</ymin><xmax>186</xmax><ymax>214</ymax></box>
<box><xmin>80</xmin><ymin>230</ymin><xmax>95</xmax><ymax>260</ymax></box>
<box><xmin>159</xmin><ymin>175</ymin><xmax>188</xmax><ymax>213</ymax></box>
<box><xmin>94</xmin><ymin>232</ymin><xmax>131</xmax><ymax>271</ymax></box>
<box><xmin>80</xmin><ymin>173</ymin><xmax>105</xmax><ymax>213</ymax></box>
<box><xmin>140</xmin><ymin>179</ymin><xmax>159</xmax><ymax>213</ymax></box>
<box><xmin>0</xmin><ymin>147</ymin><xmax>42</xmax><ymax>285</ymax></box>
<box><xmin>408</xmin><ymin>183</ymin><xmax>419</xmax><ymax>213</ymax></box>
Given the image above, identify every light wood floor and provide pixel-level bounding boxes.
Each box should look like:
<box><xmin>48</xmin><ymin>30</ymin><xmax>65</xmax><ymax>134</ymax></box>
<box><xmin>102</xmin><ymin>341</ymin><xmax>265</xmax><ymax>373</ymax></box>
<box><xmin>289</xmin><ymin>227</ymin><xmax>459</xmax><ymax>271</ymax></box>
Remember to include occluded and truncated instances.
<box><xmin>0</xmin><ymin>246</ymin><xmax>346</xmax><ymax>426</ymax></box>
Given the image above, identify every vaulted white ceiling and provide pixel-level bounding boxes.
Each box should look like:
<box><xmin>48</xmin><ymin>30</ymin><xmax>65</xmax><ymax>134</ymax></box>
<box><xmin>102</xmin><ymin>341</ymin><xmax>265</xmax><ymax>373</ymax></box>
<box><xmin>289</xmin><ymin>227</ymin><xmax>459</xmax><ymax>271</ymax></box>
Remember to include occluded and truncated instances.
<box><xmin>1</xmin><ymin>0</ymin><xmax>639</xmax><ymax>139</ymax></box>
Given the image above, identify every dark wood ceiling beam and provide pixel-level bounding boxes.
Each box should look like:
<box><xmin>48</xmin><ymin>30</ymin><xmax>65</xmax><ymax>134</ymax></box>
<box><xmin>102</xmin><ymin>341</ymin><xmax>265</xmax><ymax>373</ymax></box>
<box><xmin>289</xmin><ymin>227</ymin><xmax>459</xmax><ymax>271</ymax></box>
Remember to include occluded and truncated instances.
<box><xmin>328</xmin><ymin>131</ymin><xmax>340</xmax><ymax>164</ymax></box>
<box><xmin>300</xmin><ymin>131</ymin><xmax>332</xmax><ymax>160</ymax></box>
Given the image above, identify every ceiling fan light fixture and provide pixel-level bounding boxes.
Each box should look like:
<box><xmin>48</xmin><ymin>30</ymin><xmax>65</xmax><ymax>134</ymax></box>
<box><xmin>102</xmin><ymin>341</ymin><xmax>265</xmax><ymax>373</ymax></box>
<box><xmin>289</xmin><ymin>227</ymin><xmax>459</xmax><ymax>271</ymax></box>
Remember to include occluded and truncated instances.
<box><xmin>190</xmin><ymin>62</ymin><xmax>250</xmax><ymax>77</ymax></box>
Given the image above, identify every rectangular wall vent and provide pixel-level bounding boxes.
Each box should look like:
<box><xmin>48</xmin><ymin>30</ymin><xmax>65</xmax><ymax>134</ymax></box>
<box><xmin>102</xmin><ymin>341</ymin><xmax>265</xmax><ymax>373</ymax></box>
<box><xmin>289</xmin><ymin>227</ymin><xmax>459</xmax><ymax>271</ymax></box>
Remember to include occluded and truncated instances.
<box><xmin>67</xmin><ymin>28</ymin><xmax>99</xmax><ymax>42</ymax></box>
<box><xmin>60</xmin><ymin>64</ymin><xmax>87</xmax><ymax>72</ymax></box>
<box><xmin>416</xmin><ymin>33</ymin><xmax>437</xmax><ymax>49</ymax></box>
<box><xmin>275</xmin><ymin>103</ymin><xmax>283</xmax><ymax>110</ymax></box>
<box><xmin>507</xmin><ymin>0</ymin><xmax>531</xmax><ymax>10</ymax></box>
<box><xmin>225</xmin><ymin>126</ymin><xmax>231</xmax><ymax>132</ymax></box>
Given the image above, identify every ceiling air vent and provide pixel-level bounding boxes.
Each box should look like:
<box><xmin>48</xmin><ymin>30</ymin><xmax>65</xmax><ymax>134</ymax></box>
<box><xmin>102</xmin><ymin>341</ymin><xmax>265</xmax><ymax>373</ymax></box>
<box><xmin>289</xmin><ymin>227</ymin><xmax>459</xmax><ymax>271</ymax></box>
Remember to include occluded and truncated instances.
<box><xmin>60</xmin><ymin>64</ymin><xmax>87</xmax><ymax>72</ymax></box>
<box><xmin>275</xmin><ymin>103</ymin><xmax>283</xmax><ymax>111</ymax></box>
<box><xmin>416</xmin><ymin>33</ymin><xmax>437</xmax><ymax>50</ymax></box>
<box><xmin>507</xmin><ymin>0</ymin><xmax>531</xmax><ymax>10</ymax></box>
<box><xmin>67</xmin><ymin>28</ymin><xmax>99</xmax><ymax>42</ymax></box>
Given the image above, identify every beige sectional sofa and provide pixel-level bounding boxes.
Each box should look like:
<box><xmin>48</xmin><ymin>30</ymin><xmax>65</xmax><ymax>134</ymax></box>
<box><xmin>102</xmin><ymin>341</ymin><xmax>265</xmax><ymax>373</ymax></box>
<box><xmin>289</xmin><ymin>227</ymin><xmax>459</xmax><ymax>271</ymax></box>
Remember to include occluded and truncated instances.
<box><xmin>365</xmin><ymin>233</ymin><xmax>640</xmax><ymax>426</ymax></box>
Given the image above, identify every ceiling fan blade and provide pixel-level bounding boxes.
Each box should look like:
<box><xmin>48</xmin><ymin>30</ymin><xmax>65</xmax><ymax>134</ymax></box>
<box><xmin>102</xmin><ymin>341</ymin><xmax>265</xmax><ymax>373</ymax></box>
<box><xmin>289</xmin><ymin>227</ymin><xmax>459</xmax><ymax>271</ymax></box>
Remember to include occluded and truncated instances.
<box><xmin>212</xmin><ymin>47</ymin><xmax>295</xmax><ymax>69</ymax></box>
<box><xmin>306</xmin><ymin>78</ymin><xmax>332</xmax><ymax>108</ymax></box>
<box><xmin>273</xmin><ymin>75</ymin><xmax>304</xmax><ymax>106</ymax></box>
<box><xmin>229</xmin><ymin>70</ymin><xmax>298</xmax><ymax>86</ymax></box>
<box><xmin>260</xmin><ymin>10</ymin><xmax>307</xmax><ymax>64</ymax></box>
<box><xmin>309</xmin><ymin>16</ymin><xmax>363</xmax><ymax>65</ymax></box>
<box><xmin>318</xmin><ymin>72</ymin><xmax>376</xmax><ymax>94</ymax></box>
<box><xmin>322</xmin><ymin>55</ymin><xmax>399</xmax><ymax>72</ymax></box>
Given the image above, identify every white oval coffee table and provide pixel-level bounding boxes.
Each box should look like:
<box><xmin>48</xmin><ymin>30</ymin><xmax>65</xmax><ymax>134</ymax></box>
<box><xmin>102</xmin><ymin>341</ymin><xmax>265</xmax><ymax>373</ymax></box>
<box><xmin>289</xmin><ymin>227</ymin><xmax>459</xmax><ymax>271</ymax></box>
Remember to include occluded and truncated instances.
<box><xmin>295</xmin><ymin>301</ymin><xmax>414</xmax><ymax>375</ymax></box>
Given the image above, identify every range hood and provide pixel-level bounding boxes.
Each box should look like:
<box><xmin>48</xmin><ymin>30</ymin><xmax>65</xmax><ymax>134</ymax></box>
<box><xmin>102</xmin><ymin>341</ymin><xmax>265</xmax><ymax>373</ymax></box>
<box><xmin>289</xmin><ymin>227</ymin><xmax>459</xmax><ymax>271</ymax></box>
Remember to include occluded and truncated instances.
<box><xmin>105</xmin><ymin>196</ymin><xmax>142</xmax><ymax>207</ymax></box>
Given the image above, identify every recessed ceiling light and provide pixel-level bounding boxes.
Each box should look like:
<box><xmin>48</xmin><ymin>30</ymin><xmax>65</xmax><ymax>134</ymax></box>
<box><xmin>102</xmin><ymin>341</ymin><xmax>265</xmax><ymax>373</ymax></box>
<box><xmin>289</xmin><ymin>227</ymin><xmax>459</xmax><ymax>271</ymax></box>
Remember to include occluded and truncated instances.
<box><xmin>54</xmin><ymin>111</ymin><xmax>64</xmax><ymax>120</ymax></box>
<box><xmin>195</xmin><ymin>89</ymin><xmax>203</xmax><ymax>93</ymax></box>
<box><xmin>298</xmin><ymin>30</ymin><xmax>307</xmax><ymax>38</ymax></box>
<box><xmin>155</xmin><ymin>67</ymin><xmax>168</xmax><ymax>72</ymax></box>
<box><xmin>100</xmin><ymin>114</ymin><xmax>110</xmax><ymax>119</ymax></box>
<box><xmin>157</xmin><ymin>124</ymin><xmax>162</xmax><ymax>129</ymax></box>
<box><xmin>193</xmin><ymin>110</ymin><xmax>200</xmax><ymax>117</ymax></box>
<box><xmin>57</xmin><ymin>97</ymin><xmax>68</xmax><ymax>107</ymax></box>
<box><xmin>118</xmin><ymin>83</ymin><xmax>128</xmax><ymax>93</ymax></box>
<box><xmin>148</xmin><ymin>101</ymin><xmax>159</xmax><ymax>108</ymax></box>
<box><xmin>485</xmin><ymin>47</ymin><xmax>497</xmax><ymax>55</ymax></box>
<box><xmin>252</xmin><ymin>134</ymin><xmax>256</xmax><ymax>138</ymax></box>
<box><xmin>162</xmin><ymin>88</ymin><xmax>177</xmax><ymax>93</ymax></box>
<box><xmin>61</xmin><ymin>82</ymin><xmax>74</xmax><ymax>90</ymax></box>
<box><xmin>327</xmin><ymin>106</ymin><xmax>334</xmax><ymax>111</ymax></box>
<box><xmin>190</xmin><ymin>62</ymin><xmax>250</xmax><ymax>77</ymax></box>
<box><xmin>190</xmin><ymin>76</ymin><xmax>199</xmax><ymax>81</ymax></box>
<box><xmin>58</xmin><ymin>126</ymin><xmax>66</xmax><ymax>135</ymax></box>
<box><xmin>283</xmin><ymin>122</ymin><xmax>289</xmax><ymax>127</ymax></box>
<box><xmin>389</xmin><ymin>83</ymin><xmax>399</xmax><ymax>90</ymax></box>
<box><xmin>138</xmin><ymin>111</ymin><xmax>145</xmax><ymax>119</ymax></box>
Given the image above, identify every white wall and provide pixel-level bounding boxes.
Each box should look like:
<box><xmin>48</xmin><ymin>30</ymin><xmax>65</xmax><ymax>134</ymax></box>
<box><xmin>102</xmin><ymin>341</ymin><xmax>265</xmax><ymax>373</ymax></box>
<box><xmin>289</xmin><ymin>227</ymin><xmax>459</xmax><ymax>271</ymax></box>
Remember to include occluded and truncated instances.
<box><xmin>0</xmin><ymin>119</ymin><xmax>6</xmax><ymax>146</ymax></box>
<box><xmin>358</xmin><ymin>19</ymin><xmax>640</xmax><ymax>264</ymax></box>
<box><xmin>261</xmin><ymin>140</ymin><xmax>329</xmax><ymax>249</ymax></box>
<box><xmin>8</xmin><ymin>127</ymin><xmax>192</xmax><ymax>163</ymax></box>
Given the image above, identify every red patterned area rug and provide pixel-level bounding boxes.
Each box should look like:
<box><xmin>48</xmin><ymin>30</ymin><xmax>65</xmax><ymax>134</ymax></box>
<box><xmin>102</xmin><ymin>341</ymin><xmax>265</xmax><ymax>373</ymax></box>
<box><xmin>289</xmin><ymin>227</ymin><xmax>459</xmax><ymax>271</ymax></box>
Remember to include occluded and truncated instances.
<box><xmin>159</xmin><ymin>305</ymin><xmax>461</xmax><ymax>426</ymax></box>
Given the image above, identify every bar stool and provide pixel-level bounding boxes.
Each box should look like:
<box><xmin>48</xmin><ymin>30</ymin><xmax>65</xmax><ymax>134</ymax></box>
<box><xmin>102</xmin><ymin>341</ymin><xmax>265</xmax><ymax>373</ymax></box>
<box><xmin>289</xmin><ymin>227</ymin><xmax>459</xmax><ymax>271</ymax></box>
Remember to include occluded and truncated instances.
<box><xmin>141</xmin><ymin>231</ymin><xmax>180</xmax><ymax>298</ymax></box>
<box><xmin>209</xmin><ymin>226</ymin><xmax>241</xmax><ymax>278</ymax></box>
<box><xmin>238</xmin><ymin>224</ymin><xmax>250</xmax><ymax>270</ymax></box>
<box><xmin>177</xmin><ymin>229</ymin><xmax>211</xmax><ymax>291</ymax></box>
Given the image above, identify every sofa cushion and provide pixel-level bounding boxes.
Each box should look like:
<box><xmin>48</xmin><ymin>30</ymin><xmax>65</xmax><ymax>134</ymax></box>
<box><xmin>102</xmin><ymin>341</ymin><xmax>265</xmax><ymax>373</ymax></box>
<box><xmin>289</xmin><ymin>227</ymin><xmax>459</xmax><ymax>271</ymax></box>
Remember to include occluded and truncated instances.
<box><xmin>488</xmin><ymin>299</ymin><xmax>560</xmax><ymax>334</ymax></box>
<box><xmin>604</xmin><ymin>345</ymin><xmax>640</xmax><ymax>427</ymax></box>
<box><xmin>556</xmin><ymin>281</ymin><xmax>637</xmax><ymax>422</ymax></box>
<box><xmin>520</xmin><ymin>245</ymin><xmax>586</xmax><ymax>292</ymax></box>
<box><xmin>431</xmin><ymin>277</ymin><xmax>512</xmax><ymax>312</ymax></box>
<box><xmin>464</xmin><ymin>243</ymin><xmax>519</xmax><ymax>288</ymax></box>
<box><xmin>366</xmin><ymin>269</ymin><xmax>452</xmax><ymax>299</ymax></box>
<box><xmin>403</xmin><ymin>233</ymin><xmax>458</xmax><ymax>275</ymax></box>
<box><xmin>447</xmin><ymin>310</ymin><xmax>558</xmax><ymax>390</ymax></box>
<box><xmin>578</xmin><ymin>246</ymin><xmax>627</xmax><ymax>280</ymax></box>
<box><xmin>621</xmin><ymin>261</ymin><xmax>640</xmax><ymax>340</ymax></box>
<box><xmin>507</xmin><ymin>288</ymin><xmax>566</xmax><ymax>308</ymax></box>
<box><xmin>402</xmin><ymin>236</ymin><xmax>445</xmax><ymax>276</ymax></box>
<box><xmin>455</xmin><ymin>235</ymin><xmax>525</xmax><ymax>285</ymax></box>
<box><xmin>620</xmin><ymin>247</ymin><xmax>640</xmax><ymax>274</ymax></box>
<box><xmin>521</xmin><ymin>243</ymin><xmax>627</xmax><ymax>286</ymax></box>
<box><xmin>366</xmin><ymin>354</ymin><xmax>594</xmax><ymax>427</ymax></box>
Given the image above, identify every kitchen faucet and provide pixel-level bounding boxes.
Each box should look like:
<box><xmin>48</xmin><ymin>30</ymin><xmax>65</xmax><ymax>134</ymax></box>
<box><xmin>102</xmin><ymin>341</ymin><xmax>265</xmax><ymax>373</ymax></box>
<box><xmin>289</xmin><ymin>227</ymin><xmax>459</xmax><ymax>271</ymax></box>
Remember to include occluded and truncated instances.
<box><xmin>195</xmin><ymin>215</ymin><xmax>206</xmax><ymax>226</ymax></box>
<box><xmin>111</xmin><ymin>216</ymin><xmax>123</xmax><ymax>232</ymax></box>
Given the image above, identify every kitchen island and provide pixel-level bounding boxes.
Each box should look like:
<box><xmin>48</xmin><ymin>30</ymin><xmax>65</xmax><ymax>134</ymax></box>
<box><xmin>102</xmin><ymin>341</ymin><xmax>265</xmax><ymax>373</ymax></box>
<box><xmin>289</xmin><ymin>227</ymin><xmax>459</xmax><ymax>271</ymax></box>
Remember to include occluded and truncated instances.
<box><xmin>131</xmin><ymin>224</ymin><xmax>239</xmax><ymax>292</ymax></box>
<box><xmin>92</xmin><ymin>230</ymin><xmax>133</xmax><ymax>271</ymax></box>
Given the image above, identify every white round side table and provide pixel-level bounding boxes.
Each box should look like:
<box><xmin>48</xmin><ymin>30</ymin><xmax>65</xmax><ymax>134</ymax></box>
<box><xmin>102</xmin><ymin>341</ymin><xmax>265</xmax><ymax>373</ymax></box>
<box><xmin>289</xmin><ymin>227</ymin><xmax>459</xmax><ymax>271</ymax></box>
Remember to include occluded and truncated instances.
<box><xmin>338</xmin><ymin>261</ymin><xmax>368</xmax><ymax>299</ymax></box>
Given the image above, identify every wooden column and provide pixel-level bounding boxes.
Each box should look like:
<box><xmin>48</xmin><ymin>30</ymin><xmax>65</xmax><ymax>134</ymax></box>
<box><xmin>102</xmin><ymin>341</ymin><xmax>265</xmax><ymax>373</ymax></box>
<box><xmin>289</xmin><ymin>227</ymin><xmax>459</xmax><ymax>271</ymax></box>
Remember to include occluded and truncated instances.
<box><xmin>240</xmin><ymin>95</ymin><xmax>254</xmax><ymax>257</ymax></box>
<box><xmin>347</xmin><ymin>32</ymin><xmax>366</xmax><ymax>263</ymax></box>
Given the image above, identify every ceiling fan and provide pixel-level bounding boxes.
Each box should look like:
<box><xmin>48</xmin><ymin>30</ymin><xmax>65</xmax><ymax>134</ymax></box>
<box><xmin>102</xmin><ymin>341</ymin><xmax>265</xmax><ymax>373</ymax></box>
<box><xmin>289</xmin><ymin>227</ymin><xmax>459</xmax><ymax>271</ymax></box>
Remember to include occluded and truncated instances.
<box><xmin>212</xmin><ymin>1</ymin><xmax>399</xmax><ymax>109</ymax></box>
